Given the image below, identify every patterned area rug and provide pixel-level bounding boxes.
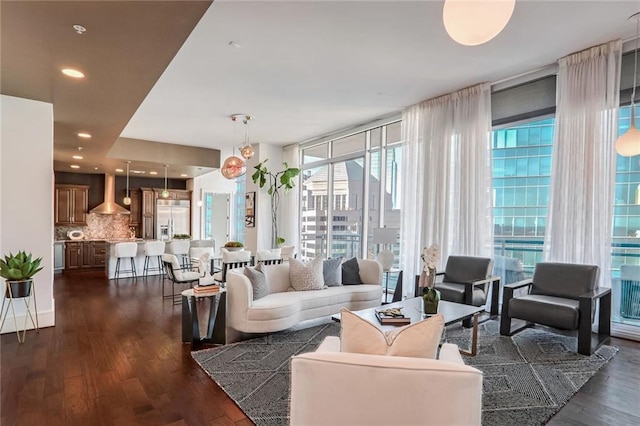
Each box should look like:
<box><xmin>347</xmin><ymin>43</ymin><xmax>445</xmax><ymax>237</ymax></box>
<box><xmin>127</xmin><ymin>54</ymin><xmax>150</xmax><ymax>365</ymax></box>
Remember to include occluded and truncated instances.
<box><xmin>192</xmin><ymin>320</ymin><xmax>617</xmax><ymax>426</ymax></box>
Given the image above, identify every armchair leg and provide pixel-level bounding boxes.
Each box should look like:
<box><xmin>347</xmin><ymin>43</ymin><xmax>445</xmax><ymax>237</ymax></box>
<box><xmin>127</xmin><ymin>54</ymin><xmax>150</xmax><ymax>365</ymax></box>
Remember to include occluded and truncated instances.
<box><xmin>578</xmin><ymin>297</ymin><xmax>593</xmax><ymax>355</ymax></box>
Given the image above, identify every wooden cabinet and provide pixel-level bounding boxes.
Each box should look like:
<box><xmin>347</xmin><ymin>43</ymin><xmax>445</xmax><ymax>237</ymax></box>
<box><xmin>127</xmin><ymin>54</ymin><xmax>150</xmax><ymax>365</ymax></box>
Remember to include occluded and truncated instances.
<box><xmin>129</xmin><ymin>190</ymin><xmax>141</xmax><ymax>226</ymax></box>
<box><xmin>153</xmin><ymin>188</ymin><xmax>191</xmax><ymax>201</ymax></box>
<box><xmin>65</xmin><ymin>241</ymin><xmax>106</xmax><ymax>270</ymax></box>
<box><xmin>141</xmin><ymin>188</ymin><xmax>156</xmax><ymax>239</ymax></box>
<box><xmin>55</xmin><ymin>184</ymin><xmax>89</xmax><ymax>225</ymax></box>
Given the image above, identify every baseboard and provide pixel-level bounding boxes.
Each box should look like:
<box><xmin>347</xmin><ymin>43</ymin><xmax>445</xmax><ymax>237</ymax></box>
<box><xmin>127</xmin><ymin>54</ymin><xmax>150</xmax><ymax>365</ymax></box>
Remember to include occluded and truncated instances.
<box><xmin>0</xmin><ymin>307</ymin><xmax>55</xmax><ymax>334</ymax></box>
<box><xmin>611</xmin><ymin>323</ymin><xmax>640</xmax><ymax>341</ymax></box>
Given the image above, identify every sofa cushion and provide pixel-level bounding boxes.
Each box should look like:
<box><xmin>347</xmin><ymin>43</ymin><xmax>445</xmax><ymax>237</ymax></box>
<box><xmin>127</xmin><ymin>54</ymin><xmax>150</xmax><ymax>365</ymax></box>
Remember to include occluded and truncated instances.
<box><xmin>323</xmin><ymin>257</ymin><xmax>343</xmax><ymax>287</ymax></box>
<box><xmin>244</xmin><ymin>263</ymin><xmax>269</xmax><ymax>300</ymax></box>
<box><xmin>289</xmin><ymin>257</ymin><xmax>324</xmax><ymax>291</ymax></box>
<box><xmin>340</xmin><ymin>309</ymin><xmax>444</xmax><ymax>359</ymax></box>
<box><xmin>342</xmin><ymin>257</ymin><xmax>362</xmax><ymax>285</ymax></box>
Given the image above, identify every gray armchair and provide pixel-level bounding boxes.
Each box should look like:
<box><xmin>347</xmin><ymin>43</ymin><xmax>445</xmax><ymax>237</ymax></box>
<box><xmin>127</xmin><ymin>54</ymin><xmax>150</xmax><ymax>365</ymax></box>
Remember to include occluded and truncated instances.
<box><xmin>500</xmin><ymin>262</ymin><xmax>611</xmax><ymax>355</ymax></box>
<box><xmin>415</xmin><ymin>255</ymin><xmax>501</xmax><ymax>326</ymax></box>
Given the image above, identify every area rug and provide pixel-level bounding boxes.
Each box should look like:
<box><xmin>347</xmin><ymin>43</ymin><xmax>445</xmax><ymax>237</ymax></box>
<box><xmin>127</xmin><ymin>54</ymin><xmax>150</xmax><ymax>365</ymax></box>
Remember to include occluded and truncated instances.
<box><xmin>192</xmin><ymin>320</ymin><xmax>617</xmax><ymax>426</ymax></box>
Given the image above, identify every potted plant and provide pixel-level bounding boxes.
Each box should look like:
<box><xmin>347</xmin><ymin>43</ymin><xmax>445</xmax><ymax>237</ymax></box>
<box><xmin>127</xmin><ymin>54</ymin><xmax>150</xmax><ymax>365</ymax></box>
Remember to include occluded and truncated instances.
<box><xmin>172</xmin><ymin>234</ymin><xmax>191</xmax><ymax>240</ymax></box>
<box><xmin>0</xmin><ymin>251</ymin><xmax>43</xmax><ymax>298</ymax></box>
<box><xmin>223</xmin><ymin>241</ymin><xmax>244</xmax><ymax>252</ymax></box>
<box><xmin>251</xmin><ymin>160</ymin><xmax>300</xmax><ymax>248</ymax></box>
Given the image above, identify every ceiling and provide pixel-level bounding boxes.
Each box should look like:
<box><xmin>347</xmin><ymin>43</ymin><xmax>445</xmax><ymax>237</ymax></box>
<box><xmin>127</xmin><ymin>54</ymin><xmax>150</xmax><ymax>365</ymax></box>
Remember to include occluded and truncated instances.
<box><xmin>3</xmin><ymin>1</ymin><xmax>640</xmax><ymax>178</ymax></box>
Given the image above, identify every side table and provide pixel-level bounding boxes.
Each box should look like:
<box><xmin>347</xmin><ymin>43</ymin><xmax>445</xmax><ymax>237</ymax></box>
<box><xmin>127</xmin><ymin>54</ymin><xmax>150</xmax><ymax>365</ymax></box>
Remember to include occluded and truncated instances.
<box><xmin>181</xmin><ymin>288</ymin><xmax>226</xmax><ymax>350</ymax></box>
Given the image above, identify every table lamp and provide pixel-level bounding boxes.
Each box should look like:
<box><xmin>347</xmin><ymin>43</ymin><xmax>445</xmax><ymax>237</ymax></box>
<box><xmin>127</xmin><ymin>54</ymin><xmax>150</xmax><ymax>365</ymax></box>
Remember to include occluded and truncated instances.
<box><xmin>372</xmin><ymin>227</ymin><xmax>399</xmax><ymax>271</ymax></box>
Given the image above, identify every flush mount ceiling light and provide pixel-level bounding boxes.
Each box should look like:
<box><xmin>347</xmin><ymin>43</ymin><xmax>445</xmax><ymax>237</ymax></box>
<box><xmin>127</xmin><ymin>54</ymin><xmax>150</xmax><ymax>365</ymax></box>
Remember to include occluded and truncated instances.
<box><xmin>123</xmin><ymin>161</ymin><xmax>132</xmax><ymax>206</ymax></box>
<box><xmin>61</xmin><ymin>68</ymin><xmax>85</xmax><ymax>78</ymax></box>
<box><xmin>72</xmin><ymin>155</ymin><xmax>83</xmax><ymax>160</ymax></box>
<box><xmin>73</xmin><ymin>24</ymin><xmax>86</xmax><ymax>35</ymax></box>
<box><xmin>70</xmin><ymin>165</ymin><xmax>80</xmax><ymax>169</ymax></box>
<box><xmin>180</xmin><ymin>174</ymin><xmax>188</xmax><ymax>177</ymax></box>
<box><xmin>616</xmin><ymin>12</ymin><xmax>640</xmax><ymax>157</ymax></box>
<box><xmin>443</xmin><ymin>0</ymin><xmax>515</xmax><ymax>46</ymax></box>
<box><xmin>149</xmin><ymin>171</ymin><xmax>158</xmax><ymax>175</ymax></box>
<box><xmin>115</xmin><ymin>168</ymin><xmax>124</xmax><ymax>173</ymax></box>
<box><xmin>77</xmin><ymin>132</ymin><xmax>91</xmax><ymax>138</ymax></box>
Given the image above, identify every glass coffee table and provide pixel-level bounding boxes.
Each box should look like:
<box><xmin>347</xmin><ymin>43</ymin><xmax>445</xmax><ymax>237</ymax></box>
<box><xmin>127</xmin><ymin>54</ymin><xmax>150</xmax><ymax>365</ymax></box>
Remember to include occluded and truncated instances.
<box><xmin>331</xmin><ymin>297</ymin><xmax>485</xmax><ymax>356</ymax></box>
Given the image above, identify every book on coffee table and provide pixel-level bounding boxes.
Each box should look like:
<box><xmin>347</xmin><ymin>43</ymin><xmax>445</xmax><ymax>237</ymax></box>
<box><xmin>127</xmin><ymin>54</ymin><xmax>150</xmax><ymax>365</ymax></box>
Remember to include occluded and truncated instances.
<box><xmin>375</xmin><ymin>308</ymin><xmax>411</xmax><ymax>325</ymax></box>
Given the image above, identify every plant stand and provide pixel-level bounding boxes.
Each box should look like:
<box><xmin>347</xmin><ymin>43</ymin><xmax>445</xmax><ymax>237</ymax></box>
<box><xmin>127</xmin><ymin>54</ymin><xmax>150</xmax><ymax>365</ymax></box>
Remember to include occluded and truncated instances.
<box><xmin>0</xmin><ymin>280</ymin><xmax>39</xmax><ymax>343</ymax></box>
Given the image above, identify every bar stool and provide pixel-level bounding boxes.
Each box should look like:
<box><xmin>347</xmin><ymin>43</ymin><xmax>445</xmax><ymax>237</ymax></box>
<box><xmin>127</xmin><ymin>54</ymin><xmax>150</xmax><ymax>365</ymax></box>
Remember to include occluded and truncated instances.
<box><xmin>143</xmin><ymin>240</ymin><xmax>165</xmax><ymax>278</ymax></box>
<box><xmin>168</xmin><ymin>240</ymin><xmax>191</xmax><ymax>269</ymax></box>
<box><xmin>114</xmin><ymin>242</ymin><xmax>138</xmax><ymax>279</ymax></box>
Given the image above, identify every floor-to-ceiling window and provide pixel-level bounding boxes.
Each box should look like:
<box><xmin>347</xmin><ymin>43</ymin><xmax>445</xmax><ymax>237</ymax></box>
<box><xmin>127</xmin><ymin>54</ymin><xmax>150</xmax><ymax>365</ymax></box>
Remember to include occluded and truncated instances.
<box><xmin>299</xmin><ymin>119</ymin><xmax>402</xmax><ymax>294</ymax></box>
<box><xmin>492</xmin><ymin>117</ymin><xmax>554</xmax><ymax>276</ymax></box>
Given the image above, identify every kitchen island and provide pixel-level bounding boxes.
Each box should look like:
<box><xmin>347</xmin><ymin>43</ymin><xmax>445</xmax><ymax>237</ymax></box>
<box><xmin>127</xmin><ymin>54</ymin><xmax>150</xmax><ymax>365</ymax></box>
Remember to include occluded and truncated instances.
<box><xmin>105</xmin><ymin>239</ymin><xmax>211</xmax><ymax>279</ymax></box>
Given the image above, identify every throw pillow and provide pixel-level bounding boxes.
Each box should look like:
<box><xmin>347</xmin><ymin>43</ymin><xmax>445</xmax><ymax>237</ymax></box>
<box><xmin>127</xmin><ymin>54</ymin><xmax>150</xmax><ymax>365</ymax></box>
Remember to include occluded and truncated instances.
<box><xmin>289</xmin><ymin>257</ymin><xmax>324</xmax><ymax>291</ymax></box>
<box><xmin>323</xmin><ymin>257</ymin><xmax>343</xmax><ymax>287</ymax></box>
<box><xmin>340</xmin><ymin>308</ymin><xmax>444</xmax><ymax>359</ymax></box>
<box><xmin>342</xmin><ymin>257</ymin><xmax>362</xmax><ymax>285</ymax></box>
<box><xmin>244</xmin><ymin>262</ymin><xmax>269</xmax><ymax>300</ymax></box>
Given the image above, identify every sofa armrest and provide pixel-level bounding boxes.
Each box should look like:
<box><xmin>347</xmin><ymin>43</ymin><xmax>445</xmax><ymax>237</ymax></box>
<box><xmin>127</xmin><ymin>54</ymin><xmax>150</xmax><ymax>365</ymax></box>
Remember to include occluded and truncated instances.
<box><xmin>438</xmin><ymin>343</ymin><xmax>465</xmax><ymax>364</ymax></box>
<box><xmin>315</xmin><ymin>336</ymin><xmax>340</xmax><ymax>353</ymax></box>
<box><xmin>357</xmin><ymin>259</ymin><xmax>383</xmax><ymax>285</ymax></box>
<box><xmin>226</xmin><ymin>270</ymin><xmax>253</xmax><ymax>330</ymax></box>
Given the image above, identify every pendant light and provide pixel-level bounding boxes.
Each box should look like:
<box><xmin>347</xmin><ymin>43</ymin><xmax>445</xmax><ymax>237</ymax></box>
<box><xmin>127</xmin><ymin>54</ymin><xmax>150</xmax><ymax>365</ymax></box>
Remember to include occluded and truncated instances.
<box><xmin>616</xmin><ymin>12</ymin><xmax>640</xmax><ymax>157</ymax></box>
<box><xmin>162</xmin><ymin>165</ymin><xmax>169</xmax><ymax>198</ymax></box>
<box><xmin>221</xmin><ymin>115</ymin><xmax>247</xmax><ymax>180</ymax></box>
<box><xmin>240</xmin><ymin>115</ymin><xmax>255</xmax><ymax>160</ymax></box>
<box><xmin>443</xmin><ymin>0</ymin><xmax>515</xmax><ymax>46</ymax></box>
<box><xmin>123</xmin><ymin>161</ymin><xmax>132</xmax><ymax>205</ymax></box>
<box><xmin>196</xmin><ymin>168</ymin><xmax>203</xmax><ymax>207</ymax></box>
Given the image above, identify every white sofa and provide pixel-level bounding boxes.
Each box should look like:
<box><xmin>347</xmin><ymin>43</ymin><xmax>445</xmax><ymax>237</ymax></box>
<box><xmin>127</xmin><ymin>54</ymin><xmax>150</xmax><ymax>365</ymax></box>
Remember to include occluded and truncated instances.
<box><xmin>290</xmin><ymin>336</ymin><xmax>483</xmax><ymax>426</ymax></box>
<box><xmin>226</xmin><ymin>259</ymin><xmax>383</xmax><ymax>334</ymax></box>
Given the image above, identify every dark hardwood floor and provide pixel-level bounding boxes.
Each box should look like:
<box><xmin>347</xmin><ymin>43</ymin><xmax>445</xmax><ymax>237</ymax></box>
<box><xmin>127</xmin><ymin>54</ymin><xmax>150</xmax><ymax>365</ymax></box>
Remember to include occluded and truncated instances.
<box><xmin>1</xmin><ymin>271</ymin><xmax>250</xmax><ymax>425</ymax></box>
<box><xmin>2</xmin><ymin>270</ymin><xmax>640</xmax><ymax>425</ymax></box>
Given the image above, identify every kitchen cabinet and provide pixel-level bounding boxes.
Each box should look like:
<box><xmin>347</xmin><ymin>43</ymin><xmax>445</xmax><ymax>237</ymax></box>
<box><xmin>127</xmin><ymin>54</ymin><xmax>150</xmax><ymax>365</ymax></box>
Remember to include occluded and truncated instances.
<box><xmin>54</xmin><ymin>242</ymin><xmax>65</xmax><ymax>272</ymax></box>
<box><xmin>141</xmin><ymin>188</ymin><xmax>156</xmax><ymax>239</ymax></box>
<box><xmin>129</xmin><ymin>190</ymin><xmax>141</xmax><ymax>226</ymax></box>
<box><xmin>55</xmin><ymin>184</ymin><xmax>89</xmax><ymax>225</ymax></box>
<box><xmin>153</xmin><ymin>188</ymin><xmax>191</xmax><ymax>201</ymax></box>
<box><xmin>65</xmin><ymin>241</ymin><xmax>106</xmax><ymax>270</ymax></box>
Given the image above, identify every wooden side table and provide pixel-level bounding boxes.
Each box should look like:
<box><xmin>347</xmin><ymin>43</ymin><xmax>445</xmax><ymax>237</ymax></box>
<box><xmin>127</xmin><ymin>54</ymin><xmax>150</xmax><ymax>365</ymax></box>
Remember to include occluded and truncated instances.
<box><xmin>181</xmin><ymin>288</ymin><xmax>226</xmax><ymax>350</ymax></box>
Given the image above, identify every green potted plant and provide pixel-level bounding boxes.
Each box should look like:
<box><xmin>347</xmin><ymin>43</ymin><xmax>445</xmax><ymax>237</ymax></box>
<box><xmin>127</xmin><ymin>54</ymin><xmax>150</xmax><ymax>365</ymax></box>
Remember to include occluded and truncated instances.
<box><xmin>223</xmin><ymin>241</ymin><xmax>244</xmax><ymax>252</ymax></box>
<box><xmin>0</xmin><ymin>251</ymin><xmax>43</xmax><ymax>298</ymax></box>
<box><xmin>251</xmin><ymin>160</ymin><xmax>300</xmax><ymax>247</ymax></box>
<box><xmin>172</xmin><ymin>234</ymin><xmax>191</xmax><ymax>240</ymax></box>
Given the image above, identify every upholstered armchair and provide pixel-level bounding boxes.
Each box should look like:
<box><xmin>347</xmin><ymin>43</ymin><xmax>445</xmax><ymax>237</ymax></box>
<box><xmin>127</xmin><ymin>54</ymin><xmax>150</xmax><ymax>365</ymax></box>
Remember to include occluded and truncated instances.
<box><xmin>290</xmin><ymin>336</ymin><xmax>482</xmax><ymax>425</ymax></box>
<box><xmin>415</xmin><ymin>255</ymin><xmax>501</xmax><ymax>326</ymax></box>
<box><xmin>500</xmin><ymin>262</ymin><xmax>611</xmax><ymax>355</ymax></box>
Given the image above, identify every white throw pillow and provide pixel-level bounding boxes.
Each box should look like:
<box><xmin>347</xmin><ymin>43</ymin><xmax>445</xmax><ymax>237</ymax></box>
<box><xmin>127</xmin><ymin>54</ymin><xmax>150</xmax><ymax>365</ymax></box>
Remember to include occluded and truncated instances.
<box><xmin>340</xmin><ymin>309</ymin><xmax>444</xmax><ymax>359</ymax></box>
<box><xmin>289</xmin><ymin>257</ymin><xmax>324</xmax><ymax>291</ymax></box>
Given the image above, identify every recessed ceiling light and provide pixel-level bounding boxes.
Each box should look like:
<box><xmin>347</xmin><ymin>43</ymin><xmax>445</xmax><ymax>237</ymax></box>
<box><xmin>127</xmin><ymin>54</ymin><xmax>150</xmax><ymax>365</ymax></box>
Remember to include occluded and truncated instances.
<box><xmin>149</xmin><ymin>171</ymin><xmax>158</xmax><ymax>175</ymax></box>
<box><xmin>70</xmin><ymin>165</ymin><xmax>80</xmax><ymax>169</ymax></box>
<box><xmin>77</xmin><ymin>132</ymin><xmax>91</xmax><ymax>138</ymax></box>
<box><xmin>94</xmin><ymin>167</ymin><xmax>99</xmax><ymax>171</ymax></box>
<box><xmin>73</xmin><ymin>24</ymin><xmax>86</xmax><ymax>35</ymax></box>
<box><xmin>72</xmin><ymin>155</ymin><xmax>83</xmax><ymax>160</ymax></box>
<box><xmin>61</xmin><ymin>68</ymin><xmax>85</xmax><ymax>78</ymax></box>
<box><xmin>181</xmin><ymin>174</ymin><xmax>188</xmax><ymax>177</ymax></box>
<box><xmin>115</xmin><ymin>168</ymin><xmax>124</xmax><ymax>172</ymax></box>
<box><xmin>131</xmin><ymin>170</ymin><xmax>146</xmax><ymax>174</ymax></box>
<box><xmin>228</xmin><ymin>41</ymin><xmax>243</xmax><ymax>48</ymax></box>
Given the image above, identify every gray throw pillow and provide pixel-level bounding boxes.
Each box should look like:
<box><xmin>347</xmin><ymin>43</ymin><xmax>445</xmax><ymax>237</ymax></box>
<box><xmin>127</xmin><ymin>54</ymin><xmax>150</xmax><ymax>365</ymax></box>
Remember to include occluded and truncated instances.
<box><xmin>323</xmin><ymin>257</ymin><xmax>343</xmax><ymax>287</ymax></box>
<box><xmin>342</xmin><ymin>257</ymin><xmax>362</xmax><ymax>285</ymax></box>
<box><xmin>244</xmin><ymin>262</ymin><xmax>268</xmax><ymax>300</ymax></box>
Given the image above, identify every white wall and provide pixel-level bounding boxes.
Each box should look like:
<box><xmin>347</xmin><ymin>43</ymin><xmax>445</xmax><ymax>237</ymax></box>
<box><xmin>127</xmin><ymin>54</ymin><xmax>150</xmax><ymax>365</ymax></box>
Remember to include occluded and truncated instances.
<box><xmin>0</xmin><ymin>95</ymin><xmax>55</xmax><ymax>333</ymax></box>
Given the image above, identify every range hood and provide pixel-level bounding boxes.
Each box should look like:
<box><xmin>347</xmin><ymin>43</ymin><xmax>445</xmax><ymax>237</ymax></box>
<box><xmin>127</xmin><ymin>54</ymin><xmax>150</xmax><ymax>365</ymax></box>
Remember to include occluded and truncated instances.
<box><xmin>89</xmin><ymin>174</ymin><xmax>131</xmax><ymax>215</ymax></box>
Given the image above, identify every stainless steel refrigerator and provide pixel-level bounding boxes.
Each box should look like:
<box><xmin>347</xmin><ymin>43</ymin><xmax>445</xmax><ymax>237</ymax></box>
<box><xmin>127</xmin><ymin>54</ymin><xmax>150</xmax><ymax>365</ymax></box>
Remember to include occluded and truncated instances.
<box><xmin>156</xmin><ymin>199</ymin><xmax>190</xmax><ymax>240</ymax></box>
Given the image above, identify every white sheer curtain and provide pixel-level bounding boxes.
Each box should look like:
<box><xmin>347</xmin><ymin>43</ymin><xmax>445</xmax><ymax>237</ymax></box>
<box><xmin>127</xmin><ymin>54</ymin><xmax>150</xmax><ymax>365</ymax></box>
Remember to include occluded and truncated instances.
<box><xmin>545</xmin><ymin>40</ymin><xmax>621</xmax><ymax>288</ymax></box>
<box><xmin>280</xmin><ymin>144</ymin><xmax>300</xmax><ymax>251</ymax></box>
<box><xmin>400</xmin><ymin>83</ymin><xmax>494</xmax><ymax>298</ymax></box>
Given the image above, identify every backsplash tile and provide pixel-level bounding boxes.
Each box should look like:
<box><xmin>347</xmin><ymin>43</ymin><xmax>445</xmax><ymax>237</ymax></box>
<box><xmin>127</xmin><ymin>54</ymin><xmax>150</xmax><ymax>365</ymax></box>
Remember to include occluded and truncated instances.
<box><xmin>55</xmin><ymin>213</ymin><xmax>133</xmax><ymax>240</ymax></box>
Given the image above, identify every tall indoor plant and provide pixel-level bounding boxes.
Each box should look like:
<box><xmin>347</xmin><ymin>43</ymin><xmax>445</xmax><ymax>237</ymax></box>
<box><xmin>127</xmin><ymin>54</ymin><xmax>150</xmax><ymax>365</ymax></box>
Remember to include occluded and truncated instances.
<box><xmin>251</xmin><ymin>159</ymin><xmax>300</xmax><ymax>248</ymax></box>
